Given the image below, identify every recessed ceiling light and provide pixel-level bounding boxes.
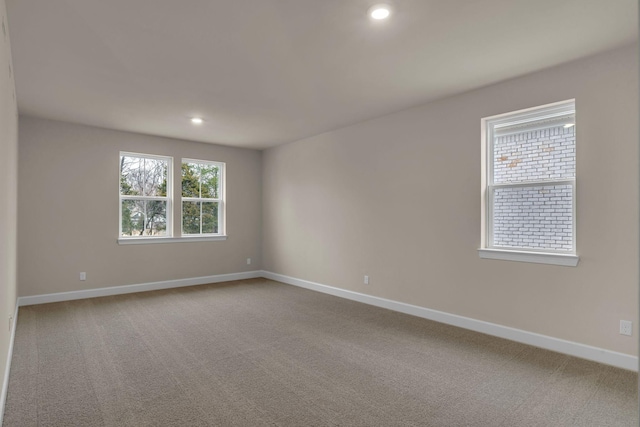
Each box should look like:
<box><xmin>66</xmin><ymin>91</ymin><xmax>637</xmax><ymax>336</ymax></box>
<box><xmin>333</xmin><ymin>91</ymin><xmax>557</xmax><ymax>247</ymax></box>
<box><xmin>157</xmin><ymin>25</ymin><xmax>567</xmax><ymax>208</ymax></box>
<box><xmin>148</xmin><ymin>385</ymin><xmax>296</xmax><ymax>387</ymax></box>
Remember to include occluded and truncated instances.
<box><xmin>191</xmin><ymin>117</ymin><xmax>203</xmax><ymax>125</ymax></box>
<box><xmin>369</xmin><ymin>4</ymin><xmax>392</xmax><ymax>20</ymax></box>
<box><xmin>564</xmin><ymin>123</ymin><xmax>575</xmax><ymax>128</ymax></box>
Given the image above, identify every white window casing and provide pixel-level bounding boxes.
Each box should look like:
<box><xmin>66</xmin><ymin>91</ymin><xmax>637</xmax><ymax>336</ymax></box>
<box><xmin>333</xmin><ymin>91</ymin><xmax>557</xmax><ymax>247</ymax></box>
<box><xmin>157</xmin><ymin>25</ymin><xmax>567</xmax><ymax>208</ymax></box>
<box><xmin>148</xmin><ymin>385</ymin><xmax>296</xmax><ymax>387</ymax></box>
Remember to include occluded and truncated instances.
<box><xmin>119</xmin><ymin>152</ymin><xmax>172</xmax><ymax>239</ymax></box>
<box><xmin>118</xmin><ymin>153</ymin><xmax>228</xmax><ymax>244</ymax></box>
<box><xmin>181</xmin><ymin>158</ymin><xmax>226</xmax><ymax>237</ymax></box>
<box><xmin>479</xmin><ymin>100</ymin><xmax>579</xmax><ymax>267</ymax></box>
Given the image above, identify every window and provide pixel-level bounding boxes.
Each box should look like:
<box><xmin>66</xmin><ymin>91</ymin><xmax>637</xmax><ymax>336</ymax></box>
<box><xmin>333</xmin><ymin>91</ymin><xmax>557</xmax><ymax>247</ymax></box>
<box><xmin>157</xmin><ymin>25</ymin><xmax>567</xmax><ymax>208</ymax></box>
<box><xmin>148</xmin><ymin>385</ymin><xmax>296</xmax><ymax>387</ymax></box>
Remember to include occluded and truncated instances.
<box><xmin>118</xmin><ymin>153</ymin><xmax>227</xmax><ymax>243</ymax></box>
<box><xmin>119</xmin><ymin>153</ymin><xmax>172</xmax><ymax>238</ymax></box>
<box><xmin>181</xmin><ymin>159</ymin><xmax>225</xmax><ymax>236</ymax></box>
<box><xmin>479</xmin><ymin>100</ymin><xmax>579</xmax><ymax>266</ymax></box>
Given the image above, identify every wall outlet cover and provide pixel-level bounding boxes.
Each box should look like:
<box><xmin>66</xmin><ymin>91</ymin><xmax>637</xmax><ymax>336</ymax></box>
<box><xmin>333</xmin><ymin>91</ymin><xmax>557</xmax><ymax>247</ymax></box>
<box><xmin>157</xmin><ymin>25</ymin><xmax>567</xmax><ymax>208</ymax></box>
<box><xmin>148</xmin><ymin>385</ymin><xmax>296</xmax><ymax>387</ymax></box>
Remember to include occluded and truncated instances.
<box><xmin>620</xmin><ymin>320</ymin><xmax>632</xmax><ymax>336</ymax></box>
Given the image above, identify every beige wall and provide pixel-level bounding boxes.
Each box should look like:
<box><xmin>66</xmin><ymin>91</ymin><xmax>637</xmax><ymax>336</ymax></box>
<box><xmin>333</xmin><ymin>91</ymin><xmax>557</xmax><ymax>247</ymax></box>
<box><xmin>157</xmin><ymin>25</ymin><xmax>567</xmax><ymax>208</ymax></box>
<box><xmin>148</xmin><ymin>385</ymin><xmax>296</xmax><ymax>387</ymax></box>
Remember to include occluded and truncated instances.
<box><xmin>18</xmin><ymin>117</ymin><xmax>262</xmax><ymax>296</ymax></box>
<box><xmin>262</xmin><ymin>44</ymin><xmax>639</xmax><ymax>356</ymax></box>
<box><xmin>0</xmin><ymin>0</ymin><xmax>17</xmax><ymax>402</ymax></box>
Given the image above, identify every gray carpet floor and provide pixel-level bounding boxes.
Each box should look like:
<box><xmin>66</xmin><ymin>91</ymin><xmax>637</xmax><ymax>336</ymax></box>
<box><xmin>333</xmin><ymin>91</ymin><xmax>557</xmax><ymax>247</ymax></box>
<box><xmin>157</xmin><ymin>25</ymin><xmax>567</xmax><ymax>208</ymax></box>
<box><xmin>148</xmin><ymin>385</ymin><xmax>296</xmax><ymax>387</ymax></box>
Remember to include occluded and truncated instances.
<box><xmin>3</xmin><ymin>278</ymin><xmax>638</xmax><ymax>426</ymax></box>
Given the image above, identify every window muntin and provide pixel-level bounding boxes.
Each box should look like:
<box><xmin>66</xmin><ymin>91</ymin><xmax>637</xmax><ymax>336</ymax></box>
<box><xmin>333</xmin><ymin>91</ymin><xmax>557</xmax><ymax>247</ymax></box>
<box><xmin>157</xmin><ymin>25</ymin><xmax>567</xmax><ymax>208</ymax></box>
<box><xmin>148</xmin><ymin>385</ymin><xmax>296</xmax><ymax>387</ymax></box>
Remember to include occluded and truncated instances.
<box><xmin>484</xmin><ymin>100</ymin><xmax>576</xmax><ymax>254</ymax></box>
<box><xmin>181</xmin><ymin>159</ymin><xmax>224</xmax><ymax>236</ymax></box>
<box><xmin>119</xmin><ymin>153</ymin><xmax>172</xmax><ymax>237</ymax></box>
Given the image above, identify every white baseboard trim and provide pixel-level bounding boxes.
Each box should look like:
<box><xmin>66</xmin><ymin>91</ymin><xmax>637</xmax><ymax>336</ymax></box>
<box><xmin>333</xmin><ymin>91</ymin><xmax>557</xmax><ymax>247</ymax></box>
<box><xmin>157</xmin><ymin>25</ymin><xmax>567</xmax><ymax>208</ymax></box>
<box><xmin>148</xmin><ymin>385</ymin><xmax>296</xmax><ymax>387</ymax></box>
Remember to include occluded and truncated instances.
<box><xmin>17</xmin><ymin>271</ymin><xmax>262</xmax><ymax>307</ymax></box>
<box><xmin>261</xmin><ymin>270</ymin><xmax>638</xmax><ymax>372</ymax></box>
<box><xmin>0</xmin><ymin>301</ymin><xmax>19</xmax><ymax>427</ymax></box>
<box><xmin>12</xmin><ymin>270</ymin><xmax>638</xmax><ymax>372</ymax></box>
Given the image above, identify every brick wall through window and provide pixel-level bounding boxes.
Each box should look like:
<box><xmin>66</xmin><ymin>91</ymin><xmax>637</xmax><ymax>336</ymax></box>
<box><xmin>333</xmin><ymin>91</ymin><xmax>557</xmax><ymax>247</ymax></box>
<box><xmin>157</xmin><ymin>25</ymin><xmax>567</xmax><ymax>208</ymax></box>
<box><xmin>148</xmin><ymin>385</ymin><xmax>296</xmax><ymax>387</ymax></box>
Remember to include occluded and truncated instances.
<box><xmin>491</xmin><ymin>125</ymin><xmax>575</xmax><ymax>251</ymax></box>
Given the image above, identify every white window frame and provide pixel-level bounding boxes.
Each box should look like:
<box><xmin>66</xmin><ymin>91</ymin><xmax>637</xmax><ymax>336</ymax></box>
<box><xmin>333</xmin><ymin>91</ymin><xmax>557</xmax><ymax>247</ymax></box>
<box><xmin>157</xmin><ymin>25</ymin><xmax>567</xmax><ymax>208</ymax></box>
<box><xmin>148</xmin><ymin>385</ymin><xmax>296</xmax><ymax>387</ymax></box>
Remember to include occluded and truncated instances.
<box><xmin>479</xmin><ymin>100</ymin><xmax>579</xmax><ymax>267</ymax></box>
<box><xmin>181</xmin><ymin>158</ymin><xmax>226</xmax><ymax>237</ymax></box>
<box><xmin>118</xmin><ymin>152</ymin><xmax>173</xmax><ymax>240</ymax></box>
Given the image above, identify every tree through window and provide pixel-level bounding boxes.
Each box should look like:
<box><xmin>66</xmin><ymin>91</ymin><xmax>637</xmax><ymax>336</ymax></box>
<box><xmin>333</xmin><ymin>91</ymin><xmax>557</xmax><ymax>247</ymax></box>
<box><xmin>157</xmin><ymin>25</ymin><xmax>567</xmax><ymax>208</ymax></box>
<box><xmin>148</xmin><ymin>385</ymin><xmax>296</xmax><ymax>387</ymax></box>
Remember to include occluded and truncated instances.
<box><xmin>119</xmin><ymin>153</ymin><xmax>171</xmax><ymax>237</ymax></box>
<box><xmin>182</xmin><ymin>159</ymin><xmax>224</xmax><ymax>235</ymax></box>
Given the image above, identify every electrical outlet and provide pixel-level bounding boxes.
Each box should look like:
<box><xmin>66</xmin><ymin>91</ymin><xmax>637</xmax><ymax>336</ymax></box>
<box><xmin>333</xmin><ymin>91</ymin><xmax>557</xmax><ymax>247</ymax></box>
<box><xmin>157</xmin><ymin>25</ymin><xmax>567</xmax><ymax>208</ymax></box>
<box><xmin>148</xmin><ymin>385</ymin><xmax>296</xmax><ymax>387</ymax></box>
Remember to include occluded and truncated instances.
<box><xmin>80</xmin><ymin>272</ymin><xmax>86</xmax><ymax>281</ymax></box>
<box><xmin>246</xmin><ymin>258</ymin><xmax>251</xmax><ymax>265</ymax></box>
<box><xmin>364</xmin><ymin>275</ymin><xmax>369</xmax><ymax>285</ymax></box>
<box><xmin>620</xmin><ymin>320</ymin><xmax>632</xmax><ymax>336</ymax></box>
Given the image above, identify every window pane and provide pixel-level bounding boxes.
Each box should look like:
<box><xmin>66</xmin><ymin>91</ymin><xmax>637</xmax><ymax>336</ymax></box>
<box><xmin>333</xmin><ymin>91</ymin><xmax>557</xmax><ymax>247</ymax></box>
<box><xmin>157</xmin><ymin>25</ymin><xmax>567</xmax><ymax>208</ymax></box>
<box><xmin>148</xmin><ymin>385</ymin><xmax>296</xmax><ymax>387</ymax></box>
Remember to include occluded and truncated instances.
<box><xmin>492</xmin><ymin>184</ymin><xmax>573</xmax><ymax>251</ymax></box>
<box><xmin>493</xmin><ymin>125</ymin><xmax>575</xmax><ymax>184</ymax></box>
<box><xmin>182</xmin><ymin>162</ymin><xmax>200</xmax><ymax>198</ymax></box>
<box><xmin>144</xmin><ymin>158</ymin><xmax>168</xmax><ymax>196</ymax></box>
<box><xmin>120</xmin><ymin>156</ymin><xmax>144</xmax><ymax>195</ymax></box>
<box><xmin>121</xmin><ymin>200</ymin><xmax>167</xmax><ymax>237</ymax></box>
<box><xmin>182</xmin><ymin>201</ymin><xmax>200</xmax><ymax>234</ymax></box>
<box><xmin>201</xmin><ymin>165</ymin><xmax>219</xmax><ymax>199</ymax></box>
<box><xmin>202</xmin><ymin>202</ymin><xmax>219</xmax><ymax>234</ymax></box>
<box><xmin>120</xmin><ymin>155</ymin><xmax>168</xmax><ymax>197</ymax></box>
<box><xmin>121</xmin><ymin>199</ymin><xmax>143</xmax><ymax>236</ymax></box>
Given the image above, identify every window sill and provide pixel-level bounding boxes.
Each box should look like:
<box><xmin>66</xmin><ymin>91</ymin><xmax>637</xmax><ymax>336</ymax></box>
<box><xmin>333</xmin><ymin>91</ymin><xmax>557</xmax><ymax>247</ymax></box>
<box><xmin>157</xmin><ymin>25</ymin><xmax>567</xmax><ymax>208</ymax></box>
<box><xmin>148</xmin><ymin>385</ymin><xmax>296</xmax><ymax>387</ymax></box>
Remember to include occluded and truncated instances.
<box><xmin>478</xmin><ymin>248</ymin><xmax>579</xmax><ymax>267</ymax></box>
<box><xmin>118</xmin><ymin>236</ymin><xmax>227</xmax><ymax>245</ymax></box>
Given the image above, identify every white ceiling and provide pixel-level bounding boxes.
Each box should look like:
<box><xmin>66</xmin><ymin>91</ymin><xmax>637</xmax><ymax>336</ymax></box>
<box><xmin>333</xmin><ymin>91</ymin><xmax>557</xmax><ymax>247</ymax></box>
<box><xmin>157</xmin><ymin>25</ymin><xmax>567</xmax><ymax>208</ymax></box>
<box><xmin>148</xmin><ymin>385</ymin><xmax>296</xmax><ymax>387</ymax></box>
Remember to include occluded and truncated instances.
<box><xmin>5</xmin><ymin>0</ymin><xmax>638</xmax><ymax>149</ymax></box>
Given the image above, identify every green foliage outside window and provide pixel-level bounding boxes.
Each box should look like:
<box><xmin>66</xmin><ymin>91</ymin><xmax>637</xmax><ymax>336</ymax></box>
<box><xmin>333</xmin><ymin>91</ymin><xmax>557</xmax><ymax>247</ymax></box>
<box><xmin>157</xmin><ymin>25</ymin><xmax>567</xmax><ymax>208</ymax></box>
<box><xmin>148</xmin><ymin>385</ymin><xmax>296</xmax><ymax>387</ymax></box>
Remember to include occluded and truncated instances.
<box><xmin>182</xmin><ymin>162</ymin><xmax>220</xmax><ymax>235</ymax></box>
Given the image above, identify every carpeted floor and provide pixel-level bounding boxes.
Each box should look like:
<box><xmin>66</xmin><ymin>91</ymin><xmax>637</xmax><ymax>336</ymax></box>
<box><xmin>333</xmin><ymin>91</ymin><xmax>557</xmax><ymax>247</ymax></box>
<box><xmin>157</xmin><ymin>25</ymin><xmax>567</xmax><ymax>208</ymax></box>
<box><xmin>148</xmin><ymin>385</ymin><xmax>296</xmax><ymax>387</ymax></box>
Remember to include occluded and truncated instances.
<box><xmin>2</xmin><ymin>278</ymin><xmax>638</xmax><ymax>426</ymax></box>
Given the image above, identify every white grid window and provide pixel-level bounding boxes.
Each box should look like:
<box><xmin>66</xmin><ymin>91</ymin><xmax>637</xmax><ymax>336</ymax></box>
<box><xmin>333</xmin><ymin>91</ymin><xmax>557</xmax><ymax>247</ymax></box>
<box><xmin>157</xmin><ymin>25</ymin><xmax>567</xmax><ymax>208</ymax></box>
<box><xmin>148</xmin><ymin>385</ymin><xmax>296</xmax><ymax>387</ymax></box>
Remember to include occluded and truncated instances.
<box><xmin>480</xmin><ymin>100</ymin><xmax>578</xmax><ymax>265</ymax></box>
<box><xmin>181</xmin><ymin>159</ymin><xmax>225</xmax><ymax>236</ymax></box>
<box><xmin>119</xmin><ymin>153</ymin><xmax>172</xmax><ymax>238</ymax></box>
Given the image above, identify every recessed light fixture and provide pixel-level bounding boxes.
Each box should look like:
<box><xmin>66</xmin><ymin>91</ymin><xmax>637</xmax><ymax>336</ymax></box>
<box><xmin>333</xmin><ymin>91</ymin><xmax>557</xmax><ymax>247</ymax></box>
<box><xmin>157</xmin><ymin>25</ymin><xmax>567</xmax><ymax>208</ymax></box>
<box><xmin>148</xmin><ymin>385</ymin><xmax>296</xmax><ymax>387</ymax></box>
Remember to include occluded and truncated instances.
<box><xmin>191</xmin><ymin>117</ymin><xmax>204</xmax><ymax>125</ymax></box>
<box><xmin>369</xmin><ymin>4</ymin><xmax>392</xmax><ymax>20</ymax></box>
<box><xmin>564</xmin><ymin>123</ymin><xmax>575</xmax><ymax>128</ymax></box>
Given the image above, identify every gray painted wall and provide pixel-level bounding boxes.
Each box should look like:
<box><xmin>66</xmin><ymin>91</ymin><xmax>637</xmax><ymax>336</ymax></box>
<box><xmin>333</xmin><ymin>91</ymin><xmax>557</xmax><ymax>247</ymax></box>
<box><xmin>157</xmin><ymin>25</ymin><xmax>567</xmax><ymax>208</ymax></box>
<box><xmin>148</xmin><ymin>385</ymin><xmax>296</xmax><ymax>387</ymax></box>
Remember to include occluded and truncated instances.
<box><xmin>18</xmin><ymin>117</ymin><xmax>262</xmax><ymax>296</ymax></box>
<box><xmin>262</xmin><ymin>44</ymin><xmax>639</xmax><ymax>356</ymax></box>
<box><xmin>0</xmin><ymin>0</ymin><xmax>18</xmax><ymax>405</ymax></box>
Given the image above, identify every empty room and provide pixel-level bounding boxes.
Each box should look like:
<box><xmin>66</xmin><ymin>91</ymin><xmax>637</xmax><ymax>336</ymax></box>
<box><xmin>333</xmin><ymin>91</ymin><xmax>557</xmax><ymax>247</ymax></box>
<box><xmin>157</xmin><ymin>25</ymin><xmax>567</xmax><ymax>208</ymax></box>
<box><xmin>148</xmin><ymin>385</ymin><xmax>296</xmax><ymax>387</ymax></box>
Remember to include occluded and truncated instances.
<box><xmin>0</xmin><ymin>0</ymin><xmax>638</xmax><ymax>426</ymax></box>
